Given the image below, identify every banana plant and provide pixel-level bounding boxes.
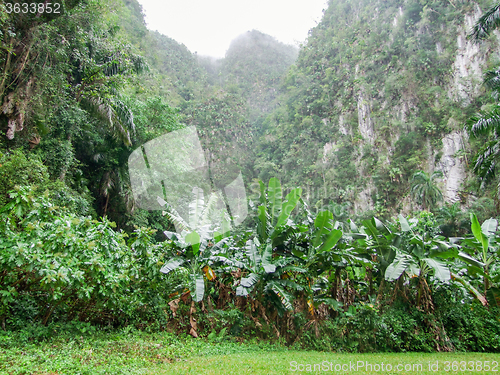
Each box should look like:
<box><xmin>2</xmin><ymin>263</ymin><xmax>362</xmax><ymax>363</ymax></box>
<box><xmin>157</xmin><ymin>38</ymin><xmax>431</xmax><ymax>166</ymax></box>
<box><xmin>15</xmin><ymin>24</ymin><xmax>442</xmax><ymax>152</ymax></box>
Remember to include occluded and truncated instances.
<box><xmin>158</xmin><ymin>187</ymin><xmax>232</xmax><ymax>302</ymax></box>
<box><xmin>236</xmin><ymin>178</ymin><xmax>305</xmax><ymax>313</ymax></box>
<box><xmin>384</xmin><ymin>215</ymin><xmax>451</xmax><ymax>283</ymax></box>
<box><xmin>235</xmin><ymin>238</ymin><xmax>306</xmax><ymax>313</ymax></box>
<box><xmin>391</xmin><ymin>213</ymin><xmax>495</xmax><ymax>307</ymax></box>
<box><xmin>346</xmin><ymin>216</ymin><xmax>400</xmax><ymax>292</ymax></box>
<box><xmin>458</xmin><ymin>213</ymin><xmax>500</xmax><ymax>305</ymax></box>
<box><xmin>381</xmin><ymin>215</ymin><xmax>452</xmax><ymax>311</ymax></box>
<box><xmin>254</xmin><ymin>177</ymin><xmax>303</xmax><ymax>247</ymax></box>
<box><xmin>300</xmin><ymin>210</ymin><xmax>371</xmax><ymax>279</ymax></box>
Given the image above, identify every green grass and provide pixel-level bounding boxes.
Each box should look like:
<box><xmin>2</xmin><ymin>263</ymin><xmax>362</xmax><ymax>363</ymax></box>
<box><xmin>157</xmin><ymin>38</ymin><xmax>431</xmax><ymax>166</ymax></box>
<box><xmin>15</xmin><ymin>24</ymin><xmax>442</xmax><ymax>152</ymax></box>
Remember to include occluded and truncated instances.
<box><xmin>0</xmin><ymin>329</ymin><xmax>281</xmax><ymax>374</ymax></box>
<box><xmin>152</xmin><ymin>352</ymin><xmax>500</xmax><ymax>374</ymax></box>
<box><xmin>1</xmin><ymin>329</ymin><xmax>499</xmax><ymax>375</ymax></box>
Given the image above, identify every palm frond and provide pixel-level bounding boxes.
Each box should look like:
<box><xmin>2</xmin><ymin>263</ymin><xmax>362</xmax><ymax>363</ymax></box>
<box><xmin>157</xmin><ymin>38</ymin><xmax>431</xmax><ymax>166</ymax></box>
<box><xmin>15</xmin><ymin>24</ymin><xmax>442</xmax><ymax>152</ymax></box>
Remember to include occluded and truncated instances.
<box><xmin>484</xmin><ymin>68</ymin><xmax>500</xmax><ymax>94</ymax></box>
<box><xmin>473</xmin><ymin>140</ymin><xmax>500</xmax><ymax>181</ymax></box>
<box><xmin>132</xmin><ymin>54</ymin><xmax>149</xmax><ymax>74</ymax></box>
<box><xmin>410</xmin><ymin>170</ymin><xmax>443</xmax><ymax>209</ymax></box>
<box><xmin>411</xmin><ymin>171</ymin><xmax>428</xmax><ymax>184</ymax></box>
<box><xmin>468</xmin><ymin>3</ymin><xmax>500</xmax><ymax>41</ymax></box>
<box><xmin>100</xmin><ymin>170</ymin><xmax>115</xmax><ymax>197</ymax></box>
<box><xmin>101</xmin><ymin>51</ymin><xmax>148</xmax><ymax>76</ymax></box>
<box><xmin>111</xmin><ymin>98</ymin><xmax>135</xmax><ymax>136</ymax></box>
<box><xmin>81</xmin><ymin>96</ymin><xmax>134</xmax><ymax>146</ymax></box>
<box><xmin>430</xmin><ymin>170</ymin><xmax>443</xmax><ymax>180</ymax></box>
<box><xmin>467</xmin><ymin>107</ymin><xmax>500</xmax><ymax>137</ymax></box>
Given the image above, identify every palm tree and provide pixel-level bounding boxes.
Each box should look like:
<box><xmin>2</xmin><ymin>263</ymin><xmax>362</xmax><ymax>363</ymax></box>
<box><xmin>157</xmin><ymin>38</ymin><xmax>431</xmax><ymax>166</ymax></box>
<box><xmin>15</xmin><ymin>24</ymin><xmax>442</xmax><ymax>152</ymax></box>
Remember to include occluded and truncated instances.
<box><xmin>436</xmin><ymin>202</ymin><xmax>467</xmax><ymax>237</ymax></box>
<box><xmin>410</xmin><ymin>170</ymin><xmax>443</xmax><ymax>211</ymax></box>
<box><xmin>466</xmin><ymin>65</ymin><xmax>500</xmax><ymax>186</ymax></box>
<box><xmin>469</xmin><ymin>3</ymin><xmax>500</xmax><ymax>41</ymax></box>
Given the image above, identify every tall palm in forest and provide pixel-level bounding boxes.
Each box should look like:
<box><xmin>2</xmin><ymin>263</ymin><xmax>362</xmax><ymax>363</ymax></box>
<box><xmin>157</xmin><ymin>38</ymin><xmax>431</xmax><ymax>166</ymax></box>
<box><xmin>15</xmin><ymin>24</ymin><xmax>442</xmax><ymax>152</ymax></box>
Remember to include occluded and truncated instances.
<box><xmin>410</xmin><ymin>171</ymin><xmax>443</xmax><ymax>211</ymax></box>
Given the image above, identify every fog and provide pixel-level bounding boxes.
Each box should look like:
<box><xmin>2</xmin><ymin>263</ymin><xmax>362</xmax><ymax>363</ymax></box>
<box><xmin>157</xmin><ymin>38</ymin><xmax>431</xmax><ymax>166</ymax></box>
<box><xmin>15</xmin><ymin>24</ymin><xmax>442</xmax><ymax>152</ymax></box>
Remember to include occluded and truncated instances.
<box><xmin>137</xmin><ymin>0</ymin><xmax>328</xmax><ymax>58</ymax></box>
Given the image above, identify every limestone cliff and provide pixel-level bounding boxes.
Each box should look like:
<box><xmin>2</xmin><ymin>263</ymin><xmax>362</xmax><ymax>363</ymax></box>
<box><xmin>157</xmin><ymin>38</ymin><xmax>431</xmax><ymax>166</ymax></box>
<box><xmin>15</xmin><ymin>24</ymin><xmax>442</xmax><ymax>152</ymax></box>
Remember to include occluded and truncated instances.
<box><xmin>254</xmin><ymin>0</ymin><xmax>499</xmax><ymax>216</ymax></box>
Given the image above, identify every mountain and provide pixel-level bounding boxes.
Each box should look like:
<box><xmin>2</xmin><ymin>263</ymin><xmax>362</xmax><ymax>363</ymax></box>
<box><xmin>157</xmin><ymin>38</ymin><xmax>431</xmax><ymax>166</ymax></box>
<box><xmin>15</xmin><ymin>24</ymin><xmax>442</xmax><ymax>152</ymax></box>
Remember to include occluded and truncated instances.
<box><xmin>253</xmin><ymin>0</ymin><xmax>498</xmax><ymax>217</ymax></box>
<box><xmin>1</xmin><ymin>0</ymin><xmax>499</xmax><ymax>229</ymax></box>
<box><xmin>183</xmin><ymin>31</ymin><xmax>298</xmax><ymax>186</ymax></box>
<box><xmin>220</xmin><ymin>30</ymin><xmax>298</xmax><ymax>121</ymax></box>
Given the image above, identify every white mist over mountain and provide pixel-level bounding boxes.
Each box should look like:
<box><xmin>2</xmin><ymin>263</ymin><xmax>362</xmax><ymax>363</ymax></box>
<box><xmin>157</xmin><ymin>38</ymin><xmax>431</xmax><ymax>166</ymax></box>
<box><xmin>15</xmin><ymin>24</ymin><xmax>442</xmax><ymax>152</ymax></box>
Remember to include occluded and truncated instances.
<box><xmin>137</xmin><ymin>0</ymin><xmax>328</xmax><ymax>58</ymax></box>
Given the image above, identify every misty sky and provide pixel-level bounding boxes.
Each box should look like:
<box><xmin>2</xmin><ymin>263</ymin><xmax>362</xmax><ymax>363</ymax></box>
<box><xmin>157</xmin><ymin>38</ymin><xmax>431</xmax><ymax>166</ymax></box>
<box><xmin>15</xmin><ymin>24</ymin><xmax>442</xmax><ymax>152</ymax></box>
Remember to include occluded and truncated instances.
<box><xmin>136</xmin><ymin>0</ymin><xmax>328</xmax><ymax>58</ymax></box>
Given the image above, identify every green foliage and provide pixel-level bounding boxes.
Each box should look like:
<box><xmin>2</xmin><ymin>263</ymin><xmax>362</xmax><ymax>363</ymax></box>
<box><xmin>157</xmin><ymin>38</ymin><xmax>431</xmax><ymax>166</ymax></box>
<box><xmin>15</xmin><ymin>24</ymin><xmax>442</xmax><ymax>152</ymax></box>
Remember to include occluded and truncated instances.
<box><xmin>467</xmin><ymin>2</ymin><xmax>500</xmax><ymax>203</ymax></box>
<box><xmin>436</xmin><ymin>202</ymin><xmax>469</xmax><ymax>237</ymax></box>
<box><xmin>434</xmin><ymin>286</ymin><xmax>500</xmax><ymax>352</ymax></box>
<box><xmin>128</xmin><ymin>96</ymin><xmax>182</xmax><ymax>143</ymax></box>
<box><xmin>0</xmin><ymin>175</ymin><xmax>499</xmax><ymax>352</ymax></box>
<box><xmin>2</xmin><ymin>0</ymin><xmax>500</xmax><ymax>354</ymax></box>
<box><xmin>410</xmin><ymin>170</ymin><xmax>444</xmax><ymax>210</ymax></box>
<box><xmin>0</xmin><ymin>187</ymin><xmax>172</xmax><ymax>327</ymax></box>
<box><xmin>0</xmin><ymin>149</ymin><xmax>48</xmax><ymax>207</ymax></box>
<box><xmin>219</xmin><ymin>30</ymin><xmax>298</xmax><ymax>122</ymax></box>
<box><xmin>469</xmin><ymin>2</ymin><xmax>500</xmax><ymax>41</ymax></box>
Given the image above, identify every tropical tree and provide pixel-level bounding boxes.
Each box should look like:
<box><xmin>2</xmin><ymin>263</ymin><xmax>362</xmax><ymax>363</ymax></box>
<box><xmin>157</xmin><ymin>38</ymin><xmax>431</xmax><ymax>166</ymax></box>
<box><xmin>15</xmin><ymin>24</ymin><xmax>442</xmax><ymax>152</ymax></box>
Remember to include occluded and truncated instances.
<box><xmin>410</xmin><ymin>170</ymin><xmax>443</xmax><ymax>210</ymax></box>
<box><xmin>436</xmin><ymin>202</ymin><xmax>468</xmax><ymax>237</ymax></box>
<box><xmin>384</xmin><ymin>215</ymin><xmax>451</xmax><ymax>311</ymax></box>
<box><xmin>460</xmin><ymin>214</ymin><xmax>499</xmax><ymax>297</ymax></box>
<box><xmin>235</xmin><ymin>178</ymin><xmax>305</xmax><ymax>313</ymax></box>
<box><xmin>466</xmin><ymin>68</ymin><xmax>500</xmax><ymax>189</ymax></box>
<box><xmin>158</xmin><ymin>186</ymin><xmax>233</xmax><ymax>302</ymax></box>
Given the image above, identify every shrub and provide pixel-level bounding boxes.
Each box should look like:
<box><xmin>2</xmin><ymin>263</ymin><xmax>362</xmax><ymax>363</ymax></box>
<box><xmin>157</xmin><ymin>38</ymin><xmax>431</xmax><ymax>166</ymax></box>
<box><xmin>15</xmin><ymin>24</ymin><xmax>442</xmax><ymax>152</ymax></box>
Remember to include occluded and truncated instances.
<box><xmin>0</xmin><ymin>188</ymin><xmax>173</xmax><ymax>328</ymax></box>
<box><xmin>0</xmin><ymin>149</ymin><xmax>49</xmax><ymax>207</ymax></box>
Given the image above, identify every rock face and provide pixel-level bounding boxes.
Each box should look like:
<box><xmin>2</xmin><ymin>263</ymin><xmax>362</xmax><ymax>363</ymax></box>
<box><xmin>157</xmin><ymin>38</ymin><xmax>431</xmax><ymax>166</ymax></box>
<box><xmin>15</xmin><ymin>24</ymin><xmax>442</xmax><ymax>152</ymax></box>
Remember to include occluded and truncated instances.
<box><xmin>357</xmin><ymin>92</ymin><xmax>374</xmax><ymax>144</ymax></box>
<box><xmin>449</xmin><ymin>4</ymin><xmax>485</xmax><ymax>105</ymax></box>
<box><xmin>437</xmin><ymin>131</ymin><xmax>468</xmax><ymax>203</ymax></box>
<box><xmin>354</xmin><ymin>186</ymin><xmax>374</xmax><ymax>214</ymax></box>
<box><xmin>258</xmin><ymin>0</ymin><xmax>499</xmax><ymax>215</ymax></box>
<box><xmin>351</xmin><ymin>2</ymin><xmax>492</xmax><ymax>212</ymax></box>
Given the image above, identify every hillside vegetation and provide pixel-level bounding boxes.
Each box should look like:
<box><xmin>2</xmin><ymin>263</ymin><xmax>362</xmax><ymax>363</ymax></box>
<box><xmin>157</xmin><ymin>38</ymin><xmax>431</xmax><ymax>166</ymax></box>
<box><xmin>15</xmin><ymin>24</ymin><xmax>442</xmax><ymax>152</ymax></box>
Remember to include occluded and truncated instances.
<box><xmin>0</xmin><ymin>0</ymin><xmax>500</xmax><ymax>357</ymax></box>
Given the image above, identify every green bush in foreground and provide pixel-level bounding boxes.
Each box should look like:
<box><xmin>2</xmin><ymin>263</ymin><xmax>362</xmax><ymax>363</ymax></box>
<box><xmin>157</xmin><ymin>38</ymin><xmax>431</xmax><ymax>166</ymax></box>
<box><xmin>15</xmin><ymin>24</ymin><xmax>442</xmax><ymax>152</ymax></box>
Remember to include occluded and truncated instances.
<box><xmin>0</xmin><ymin>187</ymin><xmax>173</xmax><ymax>329</ymax></box>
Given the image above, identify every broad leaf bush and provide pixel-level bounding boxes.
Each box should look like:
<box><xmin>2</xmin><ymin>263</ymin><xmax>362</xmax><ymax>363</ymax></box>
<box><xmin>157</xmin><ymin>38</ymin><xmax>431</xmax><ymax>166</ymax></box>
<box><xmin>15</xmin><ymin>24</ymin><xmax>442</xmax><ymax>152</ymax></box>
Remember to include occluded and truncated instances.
<box><xmin>0</xmin><ymin>187</ymin><xmax>171</xmax><ymax>328</ymax></box>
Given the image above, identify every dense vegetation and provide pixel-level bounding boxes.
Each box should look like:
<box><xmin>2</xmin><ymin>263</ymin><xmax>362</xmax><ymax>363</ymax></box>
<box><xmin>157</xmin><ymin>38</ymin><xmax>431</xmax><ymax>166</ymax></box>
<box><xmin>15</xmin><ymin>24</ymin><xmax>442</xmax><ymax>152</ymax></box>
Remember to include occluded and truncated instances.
<box><xmin>1</xmin><ymin>0</ymin><xmax>500</xmax><ymax>360</ymax></box>
<box><xmin>254</xmin><ymin>0</ymin><xmax>500</xmax><ymax>216</ymax></box>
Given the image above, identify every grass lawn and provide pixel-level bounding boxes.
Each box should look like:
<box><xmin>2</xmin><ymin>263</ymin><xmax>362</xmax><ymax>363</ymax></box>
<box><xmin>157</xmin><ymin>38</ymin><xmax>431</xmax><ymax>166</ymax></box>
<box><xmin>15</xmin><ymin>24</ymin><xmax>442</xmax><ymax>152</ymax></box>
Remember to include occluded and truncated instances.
<box><xmin>152</xmin><ymin>352</ymin><xmax>500</xmax><ymax>374</ymax></box>
<box><xmin>1</xmin><ymin>330</ymin><xmax>499</xmax><ymax>374</ymax></box>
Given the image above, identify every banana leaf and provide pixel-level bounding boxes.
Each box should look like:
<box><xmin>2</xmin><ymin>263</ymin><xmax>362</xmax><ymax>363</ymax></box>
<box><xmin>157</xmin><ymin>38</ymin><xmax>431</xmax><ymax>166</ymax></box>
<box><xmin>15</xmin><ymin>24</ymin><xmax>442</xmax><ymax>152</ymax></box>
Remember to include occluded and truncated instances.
<box><xmin>318</xmin><ymin>229</ymin><xmax>342</xmax><ymax>253</ymax></box>
<box><xmin>160</xmin><ymin>257</ymin><xmax>185</xmax><ymax>274</ymax></box>
<box><xmin>275</xmin><ymin>188</ymin><xmax>302</xmax><ymax>228</ymax></box>
<box><xmin>268</xmin><ymin>177</ymin><xmax>282</xmax><ymax>223</ymax></box>
<box><xmin>423</xmin><ymin>258</ymin><xmax>450</xmax><ymax>281</ymax></box>
<box><xmin>398</xmin><ymin>214</ymin><xmax>412</xmax><ymax>232</ymax></box>
<box><xmin>262</xmin><ymin>243</ymin><xmax>276</xmax><ymax>273</ymax></box>
<box><xmin>385</xmin><ymin>252</ymin><xmax>410</xmax><ymax>281</ymax></box>
<box><xmin>268</xmin><ymin>281</ymin><xmax>294</xmax><ymax>310</ymax></box>
<box><xmin>190</xmin><ymin>273</ymin><xmax>205</xmax><ymax>303</ymax></box>
<box><xmin>486</xmin><ymin>287</ymin><xmax>500</xmax><ymax>308</ymax></box>
<box><xmin>313</xmin><ymin>210</ymin><xmax>334</xmax><ymax>248</ymax></box>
